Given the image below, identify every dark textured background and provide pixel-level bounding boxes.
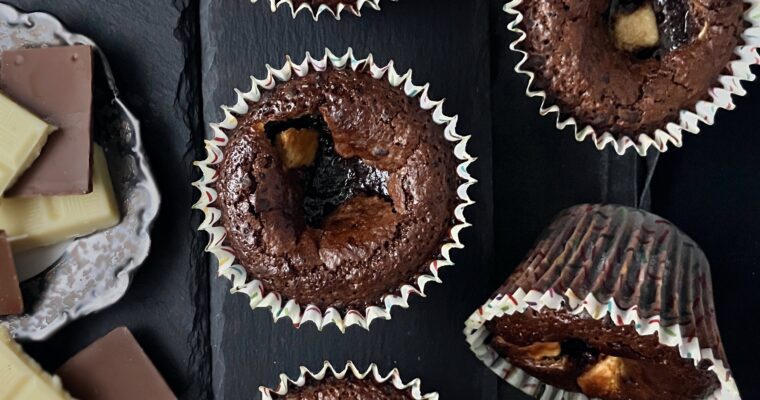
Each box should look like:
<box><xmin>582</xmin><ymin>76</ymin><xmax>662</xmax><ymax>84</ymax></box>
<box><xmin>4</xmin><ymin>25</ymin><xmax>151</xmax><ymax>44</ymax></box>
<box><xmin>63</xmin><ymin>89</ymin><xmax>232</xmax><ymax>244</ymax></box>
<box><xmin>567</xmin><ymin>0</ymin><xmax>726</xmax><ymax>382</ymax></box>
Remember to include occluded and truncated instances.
<box><xmin>2</xmin><ymin>0</ymin><xmax>758</xmax><ymax>399</ymax></box>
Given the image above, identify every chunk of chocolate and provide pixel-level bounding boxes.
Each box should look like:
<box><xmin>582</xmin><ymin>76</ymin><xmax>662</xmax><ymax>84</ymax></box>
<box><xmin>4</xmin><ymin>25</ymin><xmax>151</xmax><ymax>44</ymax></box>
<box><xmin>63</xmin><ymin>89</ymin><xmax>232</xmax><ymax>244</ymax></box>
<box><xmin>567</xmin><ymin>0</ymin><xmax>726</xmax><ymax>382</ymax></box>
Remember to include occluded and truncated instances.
<box><xmin>470</xmin><ymin>204</ymin><xmax>735</xmax><ymax>400</ymax></box>
<box><xmin>0</xmin><ymin>326</ymin><xmax>72</xmax><ymax>400</ymax></box>
<box><xmin>0</xmin><ymin>230</ymin><xmax>23</xmax><ymax>316</ymax></box>
<box><xmin>57</xmin><ymin>327</ymin><xmax>175</xmax><ymax>400</ymax></box>
<box><xmin>0</xmin><ymin>91</ymin><xmax>56</xmax><ymax>197</ymax></box>
<box><xmin>612</xmin><ymin>3</ymin><xmax>660</xmax><ymax>52</ymax></box>
<box><xmin>0</xmin><ymin>145</ymin><xmax>119</xmax><ymax>253</ymax></box>
<box><xmin>0</xmin><ymin>45</ymin><xmax>93</xmax><ymax>197</ymax></box>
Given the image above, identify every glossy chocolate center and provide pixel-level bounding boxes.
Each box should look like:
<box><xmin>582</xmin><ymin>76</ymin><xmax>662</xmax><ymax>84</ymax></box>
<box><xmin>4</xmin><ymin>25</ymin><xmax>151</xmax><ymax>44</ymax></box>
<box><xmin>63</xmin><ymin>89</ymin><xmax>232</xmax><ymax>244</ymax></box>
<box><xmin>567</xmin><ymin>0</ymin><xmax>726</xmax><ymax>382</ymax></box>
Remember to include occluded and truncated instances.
<box><xmin>610</xmin><ymin>0</ymin><xmax>697</xmax><ymax>57</ymax></box>
<box><xmin>266</xmin><ymin>115</ymin><xmax>389</xmax><ymax>228</ymax></box>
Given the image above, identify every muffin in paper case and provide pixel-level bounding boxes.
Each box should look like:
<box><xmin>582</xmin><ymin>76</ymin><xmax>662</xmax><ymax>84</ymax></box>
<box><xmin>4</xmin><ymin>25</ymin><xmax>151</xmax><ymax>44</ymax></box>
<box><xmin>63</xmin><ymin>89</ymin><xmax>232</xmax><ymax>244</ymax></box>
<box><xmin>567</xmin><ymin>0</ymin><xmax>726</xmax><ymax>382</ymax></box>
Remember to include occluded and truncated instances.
<box><xmin>465</xmin><ymin>204</ymin><xmax>738</xmax><ymax>400</ymax></box>
<box><xmin>193</xmin><ymin>48</ymin><xmax>476</xmax><ymax>332</ymax></box>
<box><xmin>503</xmin><ymin>0</ymin><xmax>760</xmax><ymax>155</ymax></box>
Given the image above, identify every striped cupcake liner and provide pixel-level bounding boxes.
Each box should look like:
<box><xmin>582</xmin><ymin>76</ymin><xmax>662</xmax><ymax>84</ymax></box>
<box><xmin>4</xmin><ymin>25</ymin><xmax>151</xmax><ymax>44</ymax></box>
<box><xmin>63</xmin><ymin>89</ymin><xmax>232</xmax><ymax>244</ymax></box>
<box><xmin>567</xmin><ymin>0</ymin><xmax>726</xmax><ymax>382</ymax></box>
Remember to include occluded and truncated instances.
<box><xmin>504</xmin><ymin>0</ymin><xmax>760</xmax><ymax>156</ymax></box>
<box><xmin>193</xmin><ymin>48</ymin><xmax>476</xmax><ymax>332</ymax></box>
<box><xmin>464</xmin><ymin>289</ymin><xmax>740</xmax><ymax>400</ymax></box>
<box><xmin>259</xmin><ymin>361</ymin><xmax>438</xmax><ymax>399</ymax></box>
<box><xmin>251</xmin><ymin>0</ymin><xmax>397</xmax><ymax>20</ymax></box>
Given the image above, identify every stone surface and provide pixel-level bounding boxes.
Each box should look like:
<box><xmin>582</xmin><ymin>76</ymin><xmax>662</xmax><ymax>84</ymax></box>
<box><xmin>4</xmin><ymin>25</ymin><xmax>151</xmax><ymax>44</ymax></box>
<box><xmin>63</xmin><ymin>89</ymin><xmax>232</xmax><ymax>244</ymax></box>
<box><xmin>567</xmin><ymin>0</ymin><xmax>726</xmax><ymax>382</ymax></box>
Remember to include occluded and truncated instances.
<box><xmin>1</xmin><ymin>0</ymin><xmax>757</xmax><ymax>399</ymax></box>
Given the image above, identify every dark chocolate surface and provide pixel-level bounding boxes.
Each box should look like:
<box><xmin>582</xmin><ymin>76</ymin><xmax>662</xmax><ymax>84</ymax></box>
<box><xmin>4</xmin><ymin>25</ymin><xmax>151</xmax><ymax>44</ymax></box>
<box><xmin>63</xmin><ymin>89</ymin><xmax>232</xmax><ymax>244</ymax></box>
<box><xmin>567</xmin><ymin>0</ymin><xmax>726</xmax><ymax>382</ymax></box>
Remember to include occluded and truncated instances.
<box><xmin>653</xmin><ymin>0</ymin><xmax>697</xmax><ymax>50</ymax></box>
<box><xmin>273</xmin><ymin>377</ymin><xmax>414</xmax><ymax>400</ymax></box>
<box><xmin>517</xmin><ymin>0</ymin><xmax>745</xmax><ymax>136</ymax></box>
<box><xmin>218</xmin><ymin>68</ymin><xmax>458</xmax><ymax>310</ymax></box>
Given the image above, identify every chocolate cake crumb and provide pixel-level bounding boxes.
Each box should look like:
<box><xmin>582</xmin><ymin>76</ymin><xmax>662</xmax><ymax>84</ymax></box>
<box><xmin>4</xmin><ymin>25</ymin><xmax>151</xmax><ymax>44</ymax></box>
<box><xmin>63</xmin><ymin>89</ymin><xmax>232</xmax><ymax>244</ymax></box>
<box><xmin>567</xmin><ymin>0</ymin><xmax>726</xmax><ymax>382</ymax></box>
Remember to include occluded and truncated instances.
<box><xmin>218</xmin><ymin>68</ymin><xmax>458</xmax><ymax>310</ymax></box>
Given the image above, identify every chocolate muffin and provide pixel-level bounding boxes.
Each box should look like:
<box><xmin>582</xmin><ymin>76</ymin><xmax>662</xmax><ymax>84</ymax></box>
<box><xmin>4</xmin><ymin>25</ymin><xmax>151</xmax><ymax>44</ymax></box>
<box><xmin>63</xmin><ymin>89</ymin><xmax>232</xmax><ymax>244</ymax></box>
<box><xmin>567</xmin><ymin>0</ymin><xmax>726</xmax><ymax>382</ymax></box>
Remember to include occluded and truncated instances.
<box><xmin>516</xmin><ymin>0</ymin><xmax>746</xmax><ymax>136</ymax></box>
<box><xmin>472</xmin><ymin>204</ymin><xmax>733</xmax><ymax>400</ymax></box>
<box><xmin>217</xmin><ymin>67</ymin><xmax>458</xmax><ymax>311</ymax></box>
<box><xmin>272</xmin><ymin>377</ymin><xmax>414</xmax><ymax>400</ymax></box>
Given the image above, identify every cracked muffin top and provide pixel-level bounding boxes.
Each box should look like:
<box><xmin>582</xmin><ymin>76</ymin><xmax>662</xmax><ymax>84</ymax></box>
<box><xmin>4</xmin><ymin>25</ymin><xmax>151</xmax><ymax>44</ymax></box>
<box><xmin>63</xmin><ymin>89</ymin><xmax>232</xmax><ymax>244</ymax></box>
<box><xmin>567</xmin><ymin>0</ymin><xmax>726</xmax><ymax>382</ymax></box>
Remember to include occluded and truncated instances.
<box><xmin>217</xmin><ymin>67</ymin><xmax>458</xmax><ymax>311</ymax></box>
<box><xmin>516</xmin><ymin>0</ymin><xmax>745</xmax><ymax>136</ymax></box>
<box><xmin>272</xmin><ymin>377</ymin><xmax>415</xmax><ymax>400</ymax></box>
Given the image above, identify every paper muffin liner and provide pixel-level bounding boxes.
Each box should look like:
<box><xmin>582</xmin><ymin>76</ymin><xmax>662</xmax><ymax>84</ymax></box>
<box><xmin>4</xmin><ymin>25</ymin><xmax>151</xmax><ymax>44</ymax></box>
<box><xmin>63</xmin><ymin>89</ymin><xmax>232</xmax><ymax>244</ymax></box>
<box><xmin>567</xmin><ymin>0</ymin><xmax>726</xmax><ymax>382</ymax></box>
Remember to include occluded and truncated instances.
<box><xmin>503</xmin><ymin>0</ymin><xmax>760</xmax><ymax>156</ymax></box>
<box><xmin>259</xmin><ymin>361</ymin><xmax>438</xmax><ymax>399</ymax></box>
<box><xmin>193</xmin><ymin>48</ymin><xmax>476</xmax><ymax>332</ymax></box>
<box><xmin>464</xmin><ymin>204</ymin><xmax>740</xmax><ymax>400</ymax></box>
<box><xmin>251</xmin><ymin>0</ymin><xmax>397</xmax><ymax>20</ymax></box>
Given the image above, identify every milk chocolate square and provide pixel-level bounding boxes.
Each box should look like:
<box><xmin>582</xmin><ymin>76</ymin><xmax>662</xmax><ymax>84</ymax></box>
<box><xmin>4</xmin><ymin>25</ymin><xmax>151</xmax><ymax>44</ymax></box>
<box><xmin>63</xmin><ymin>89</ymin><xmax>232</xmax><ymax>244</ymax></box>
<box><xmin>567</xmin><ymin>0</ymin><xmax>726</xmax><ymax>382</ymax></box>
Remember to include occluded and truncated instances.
<box><xmin>0</xmin><ymin>230</ymin><xmax>23</xmax><ymax>316</ymax></box>
<box><xmin>0</xmin><ymin>45</ymin><xmax>93</xmax><ymax>197</ymax></box>
<box><xmin>57</xmin><ymin>327</ymin><xmax>175</xmax><ymax>400</ymax></box>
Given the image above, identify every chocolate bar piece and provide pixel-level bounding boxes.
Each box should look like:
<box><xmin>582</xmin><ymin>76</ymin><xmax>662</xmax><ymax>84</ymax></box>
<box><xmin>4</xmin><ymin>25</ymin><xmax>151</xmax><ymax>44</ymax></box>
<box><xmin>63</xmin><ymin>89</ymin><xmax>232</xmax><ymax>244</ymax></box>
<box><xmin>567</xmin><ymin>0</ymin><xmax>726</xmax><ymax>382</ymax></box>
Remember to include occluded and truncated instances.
<box><xmin>1</xmin><ymin>45</ymin><xmax>93</xmax><ymax>197</ymax></box>
<box><xmin>57</xmin><ymin>327</ymin><xmax>175</xmax><ymax>400</ymax></box>
<box><xmin>0</xmin><ymin>145</ymin><xmax>119</xmax><ymax>252</ymax></box>
<box><xmin>0</xmin><ymin>231</ymin><xmax>23</xmax><ymax>315</ymax></box>
<box><xmin>0</xmin><ymin>326</ymin><xmax>73</xmax><ymax>400</ymax></box>
<box><xmin>480</xmin><ymin>204</ymin><xmax>730</xmax><ymax>400</ymax></box>
<box><xmin>0</xmin><ymin>91</ymin><xmax>56</xmax><ymax>196</ymax></box>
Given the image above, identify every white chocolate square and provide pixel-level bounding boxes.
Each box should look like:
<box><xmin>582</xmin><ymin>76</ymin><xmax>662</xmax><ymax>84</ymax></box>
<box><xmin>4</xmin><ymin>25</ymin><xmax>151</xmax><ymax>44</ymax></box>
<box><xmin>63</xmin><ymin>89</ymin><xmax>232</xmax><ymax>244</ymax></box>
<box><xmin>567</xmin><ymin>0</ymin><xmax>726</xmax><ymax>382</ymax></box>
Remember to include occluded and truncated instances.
<box><xmin>0</xmin><ymin>327</ymin><xmax>72</xmax><ymax>400</ymax></box>
<box><xmin>0</xmin><ymin>92</ymin><xmax>56</xmax><ymax>196</ymax></box>
<box><xmin>0</xmin><ymin>145</ymin><xmax>120</xmax><ymax>252</ymax></box>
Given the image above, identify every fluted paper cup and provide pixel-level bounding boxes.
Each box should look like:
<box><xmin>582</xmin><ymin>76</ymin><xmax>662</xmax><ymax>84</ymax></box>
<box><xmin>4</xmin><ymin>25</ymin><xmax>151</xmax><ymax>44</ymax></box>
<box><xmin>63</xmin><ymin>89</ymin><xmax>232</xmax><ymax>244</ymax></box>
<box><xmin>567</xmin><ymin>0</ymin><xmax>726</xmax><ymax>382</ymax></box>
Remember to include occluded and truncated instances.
<box><xmin>193</xmin><ymin>48</ymin><xmax>476</xmax><ymax>332</ymax></box>
<box><xmin>260</xmin><ymin>361</ymin><xmax>437</xmax><ymax>399</ymax></box>
<box><xmin>464</xmin><ymin>204</ymin><xmax>739</xmax><ymax>399</ymax></box>
<box><xmin>503</xmin><ymin>0</ymin><xmax>760</xmax><ymax>156</ymax></box>
<box><xmin>251</xmin><ymin>0</ymin><xmax>397</xmax><ymax>20</ymax></box>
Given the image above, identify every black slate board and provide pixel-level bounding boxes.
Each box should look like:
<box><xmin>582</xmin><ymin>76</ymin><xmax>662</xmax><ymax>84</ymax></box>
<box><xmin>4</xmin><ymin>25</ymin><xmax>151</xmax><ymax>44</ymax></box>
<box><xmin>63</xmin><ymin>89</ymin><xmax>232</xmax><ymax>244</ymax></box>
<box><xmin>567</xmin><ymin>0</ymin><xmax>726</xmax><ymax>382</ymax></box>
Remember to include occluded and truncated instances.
<box><xmin>198</xmin><ymin>0</ymin><xmax>500</xmax><ymax>398</ymax></box>
<box><xmin>2</xmin><ymin>0</ymin><xmax>758</xmax><ymax>399</ymax></box>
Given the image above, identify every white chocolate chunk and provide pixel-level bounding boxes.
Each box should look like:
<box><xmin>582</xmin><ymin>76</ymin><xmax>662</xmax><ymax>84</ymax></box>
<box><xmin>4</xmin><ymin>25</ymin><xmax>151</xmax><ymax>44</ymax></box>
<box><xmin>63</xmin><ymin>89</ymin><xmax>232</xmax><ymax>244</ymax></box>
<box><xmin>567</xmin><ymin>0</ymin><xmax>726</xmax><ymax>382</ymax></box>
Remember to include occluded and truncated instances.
<box><xmin>613</xmin><ymin>5</ymin><xmax>660</xmax><ymax>52</ymax></box>
<box><xmin>275</xmin><ymin>127</ymin><xmax>320</xmax><ymax>169</ymax></box>
<box><xmin>0</xmin><ymin>92</ymin><xmax>57</xmax><ymax>196</ymax></box>
<box><xmin>0</xmin><ymin>326</ymin><xmax>73</xmax><ymax>400</ymax></box>
<box><xmin>0</xmin><ymin>145</ymin><xmax>120</xmax><ymax>252</ymax></box>
<box><xmin>520</xmin><ymin>342</ymin><xmax>562</xmax><ymax>361</ymax></box>
<box><xmin>577</xmin><ymin>355</ymin><xmax>624</xmax><ymax>398</ymax></box>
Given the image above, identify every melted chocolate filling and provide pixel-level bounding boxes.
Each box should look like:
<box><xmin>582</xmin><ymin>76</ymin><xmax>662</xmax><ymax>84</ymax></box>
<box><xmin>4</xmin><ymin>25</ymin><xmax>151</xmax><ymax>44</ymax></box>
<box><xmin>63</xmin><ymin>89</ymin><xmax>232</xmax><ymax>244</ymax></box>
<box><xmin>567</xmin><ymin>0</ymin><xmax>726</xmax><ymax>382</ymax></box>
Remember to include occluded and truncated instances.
<box><xmin>561</xmin><ymin>339</ymin><xmax>601</xmax><ymax>366</ymax></box>
<box><xmin>610</xmin><ymin>0</ymin><xmax>697</xmax><ymax>58</ymax></box>
<box><xmin>654</xmin><ymin>0</ymin><xmax>697</xmax><ymax>50</ymax></box>
<box><xmin>266</xmin><ymin>115</ymin><xmax>389</xmax><ymax>227</ymax></box>
<box><xmin>489</xmin><ymin>334</ymin><xmax>719</xmax><ymax>399</ymax></box>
